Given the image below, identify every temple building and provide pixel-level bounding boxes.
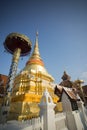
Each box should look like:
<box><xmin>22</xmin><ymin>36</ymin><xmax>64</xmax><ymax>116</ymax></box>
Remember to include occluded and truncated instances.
<box><xmin>0</xmin><ymin>74</ymin><xmax>8</xmax><ymax>108</ymax></box>
<box><xmin>59</xmin><ymin>71</ymin><xmax>73</xmax><ymax>88</ymax></box>
<box><xmin>9</xmin><ymin>33</ymin><xmax>59</xmax><ymax>120</ymax></box>
<box><xmin>54</xmin><ymin>71</ymin><xmax>73</xmax><ymax>98</ymax></box>
<box><xmin>82</xmin><ymin>85</ymin><xmax>87</xmax><ymax>105</ymax></box>
<box><xmin>54</xmin><ymin>71</ymin><xmax>87</xmax><ymax>107</ymax></box>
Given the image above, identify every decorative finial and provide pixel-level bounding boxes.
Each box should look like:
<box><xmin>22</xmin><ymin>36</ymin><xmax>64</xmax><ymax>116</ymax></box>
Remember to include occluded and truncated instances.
<box><xmin>30</xmin><ymin>31</ymin><xmax>40</xmax><ymax>57</ymax></box>
<box><xmin>36</xmin><ymin>31</ymin><xmax>39</xmax><ymax>43</ymax></box>
<box><xmin>62</xmin><ymin>71</ymin><xmax>71</xmax><ymax>81</ymax></box>
<box><xmin>36</xmin><ymin>31</ymin><xmax>38</xmax><ymax>36</ymax></box>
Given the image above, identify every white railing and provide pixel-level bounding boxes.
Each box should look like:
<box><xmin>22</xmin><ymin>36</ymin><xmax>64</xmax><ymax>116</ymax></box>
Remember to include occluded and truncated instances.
<box><xmin>55</xmin><ymin>113</ymin><xmax>68</xmax><ymax>130</ymax></box>
<box><xmin>0</xmin><ymin>117</ymin><xmax>43</xmax><ymax>130</ymax></box>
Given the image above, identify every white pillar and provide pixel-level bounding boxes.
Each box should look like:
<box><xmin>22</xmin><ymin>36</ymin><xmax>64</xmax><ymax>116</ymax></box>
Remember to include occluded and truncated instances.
<box><xmin>39</xmin><ymin>89</ymin><xmax>56</xmax><ymax>130</ymax></box>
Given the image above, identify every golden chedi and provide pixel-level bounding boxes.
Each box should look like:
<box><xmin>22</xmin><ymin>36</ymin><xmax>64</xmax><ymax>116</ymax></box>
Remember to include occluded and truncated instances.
<box><xmin>9</xmin><ymin>32</ymin><xmax>59</xmax><ymax>120</ymax></box>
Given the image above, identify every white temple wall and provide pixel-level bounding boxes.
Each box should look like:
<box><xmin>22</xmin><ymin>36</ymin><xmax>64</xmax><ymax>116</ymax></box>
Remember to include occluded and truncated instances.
<box><xmin>73</xmin><ymin>111</ymin><xmax>84</xmax><ymax>130</ymax></box>
<box><xmin>0</xmin><ymin>107</ymin><xmax>87</xmax><ymax>130</ymax></box>
<box><xmin>61</xmin><ymin>92</ymin><xmax>72</xmax><ymax>112</ymax></box>
<box><xmin>55</xmin><ymin>113</ymin><xmax>68</xmax><ymax>130</ymax></box>
<box><xmin>0</xmin><ymin>90</ymin><xmax>87</xmax><ymax>130</ymax></box>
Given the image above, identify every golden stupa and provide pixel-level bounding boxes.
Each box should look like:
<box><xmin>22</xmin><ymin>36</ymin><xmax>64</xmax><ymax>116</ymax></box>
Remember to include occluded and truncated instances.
<box><xmin>9</xmin><ymin>32</ymin><xmax>59</xmax><ymax>120</ymax></box>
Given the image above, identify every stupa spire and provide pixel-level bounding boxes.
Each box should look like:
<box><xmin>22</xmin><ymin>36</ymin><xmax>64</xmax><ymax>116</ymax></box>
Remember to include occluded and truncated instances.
<box><xmin>26</xmin><ymin>32</ymin><xmax>44</xmax><ymax>66</ymax></box>
<box><xmin>32</xmin><ymin>31</ymin><xmax>40</xmax><ymax>58</ymax></box>
<box><xmin>36</xmin><ymin>31</ymin><xmax>38</xmax><ymax>44</ymax></box>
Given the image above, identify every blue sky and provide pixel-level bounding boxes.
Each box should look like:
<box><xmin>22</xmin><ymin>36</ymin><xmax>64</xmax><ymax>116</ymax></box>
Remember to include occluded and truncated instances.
<box><xmin>0</xmin><ymin>0</ymin><xmax>87</xmax><ymax>85</ymax></box>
